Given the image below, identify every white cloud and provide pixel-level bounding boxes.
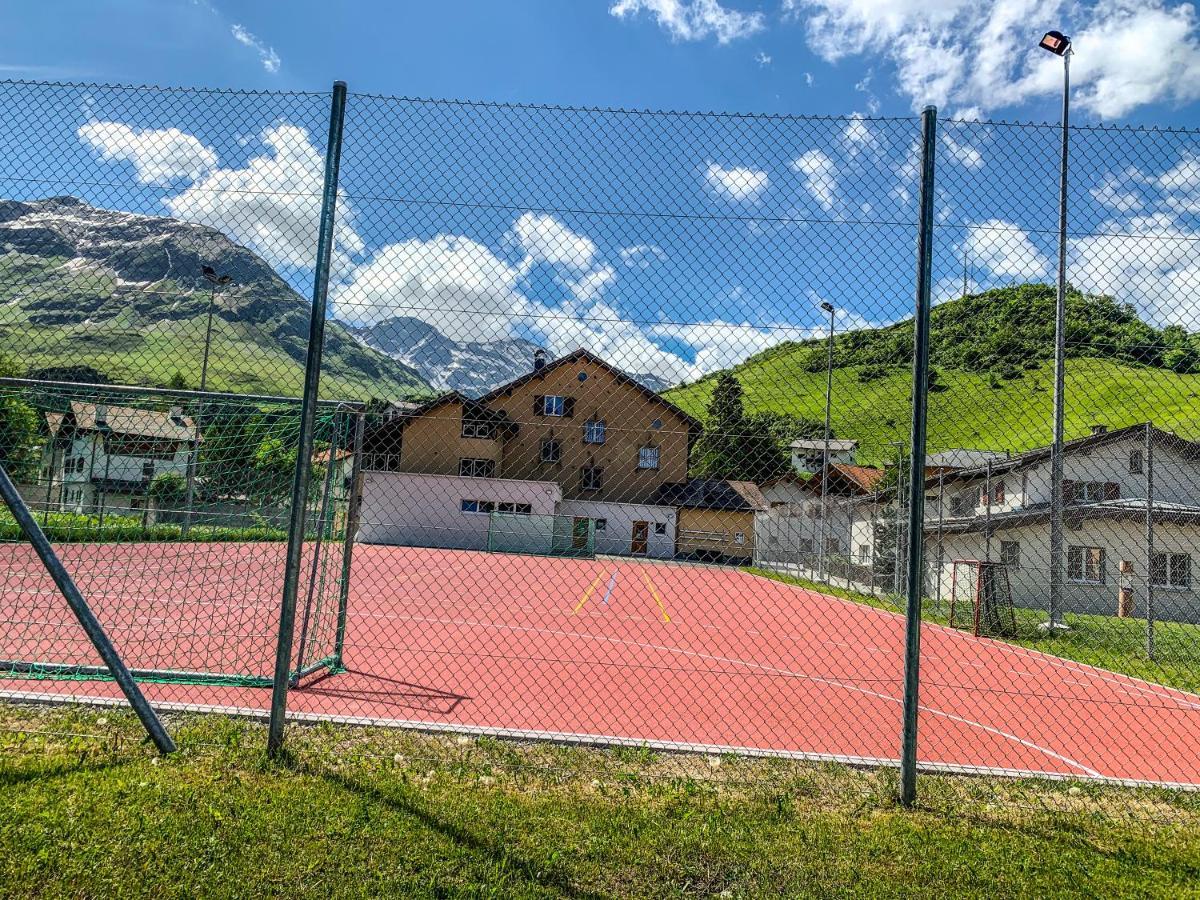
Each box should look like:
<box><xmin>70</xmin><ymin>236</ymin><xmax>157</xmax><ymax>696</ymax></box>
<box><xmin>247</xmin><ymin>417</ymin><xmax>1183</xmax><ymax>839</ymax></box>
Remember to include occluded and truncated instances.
<box><xmin>231</xmin><ymin>24</ymin><xmax>281</xmax><ymax>74</ymax></box>
<box><xmin>964</xmin><ymin>219</ymin><xmax>1050</xmax><ymax>279</ymax></box>
<box><xmin>619</xmin><ymin>244</ymin><xmax>668</xmax><ymax>267</ymax></box>
<box><xmin>791</xmin><ymin>149</ymin><xmax>837</xmax><ymax>211</ymax></box>
<box><xmin>1069</xmin><ymin>212</ymin><xmax>1200</xmax><ymax>326</ymax></box>
<box><xmin>756</xmin><ymin>50</ymin><xmax>773</xmax><ymax>66</ymax></box>
<box><xmin>609</xmin><ymin>0</ymin><xmax>765</xmax><ymax>43</ymax></box>
<box><xmin>704</xmin><ymin>162</ymin><xmax>770</xmax><ymax>202</ymax></box>
<box><xmin>651</xmin><ymin>320</ymin><xmax>809</xmax><ymax>376</ymax></box>
<box><xmin>1092</xmin><ymin>170</ymin><xmax>1145</xmax><ymax>212</ymax></box>
<box><xmin>803</xmin><ymin>71</ymin><xmax>815</xmax><ymax>86</ymax></box>
<box><xmin>333</xmin><ymin>235</ymin><xmax>524</xmax><ymax>340</ymax></box>
<box><xmin>569</xmin><ymin>265</ymin><xmax>617</xmax><ymax>302</ymax></box>
<box><xmin>165</xmin><ymin>124</ymin><xmax>364</xmax><ymax>271</ymax></box>
<box><xmin>77</xmin><ymin>121</ymin><xmax>217</xmax><ymax>186</ymax></box>
<box><xmin>942</xmin><ymin>132</ymin><xmax>983</xmax><ymax>169</ymax></box>
<box><xmin>786</xmin><ymin>0</ymin><xmax>1200</xmax><ymax>118</ymax></box>
<box><xmin>510</xmin><ymin>212</ymin><xmax>597</xmax><ymax>271</ymax></box>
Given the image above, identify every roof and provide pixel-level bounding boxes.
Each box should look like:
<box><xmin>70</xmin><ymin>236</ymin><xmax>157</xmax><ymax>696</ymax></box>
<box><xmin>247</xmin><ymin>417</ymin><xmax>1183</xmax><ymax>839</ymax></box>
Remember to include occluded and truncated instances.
<box><xmin>932</xmin><ymin>498</ymin><xmax>1200</xmax><ymax>533</ymax></box>
<box><xmin>926</xmin><ymin>449</ymin><xmax>1008</xmax><ymax>470</ymax></box>
<box><xmin>790</xmin><ymin>438</ymin><xmax>858</xmax><ymax>452</ymax></box>
<box><xmin>653</xmin><ymin>478</ymin><xmax>768</xmax><ymax>512</ymax></box>
<box><xmin>312</xmin><ymin>447</ymin><xmax>355</xmax><ymax>465</ymax></box>
<box><xmin>475</xmin><ymin>348</ymin><xmax>701</xmax><ymax>432</ymax></box>
<box><xmin>361</xmin><ymin>390</ymin><xmax>512</xmax><ymax>443</ymax></box>
<box><xmin>50</xmin><ymin>402</ymin><xmax>196</xmax><ymax>442</ymax></box>
<box><xmin>826</xmin><ymin>464</ymin><xmax>885</xmax><ymax>494</ymax></box>
<box><xmin>928</xmin><ymin>423</ymin><xmax>1200</xmax><ymax>488</ymax></box>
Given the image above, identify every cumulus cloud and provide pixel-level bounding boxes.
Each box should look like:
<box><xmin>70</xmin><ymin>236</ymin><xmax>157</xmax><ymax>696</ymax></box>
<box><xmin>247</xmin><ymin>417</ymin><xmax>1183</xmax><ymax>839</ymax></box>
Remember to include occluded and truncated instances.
<box><xmin>231</xmin><ymin>24</ymin><xmax>281</xmax><ymax>74</ymax></box>
<box><xmin>510</xmin><ymin>211</ymin><xmax>597</xmax><ymax>271</ymax></box>
<box><xmin>165</xmin><ymin>124</ymin><xmax>364</xmax><ymax>271</ymax></box>
<box><xmin>791</xmin><ymin>149</ymin><xmax>838</xmax><ymax>211</ymax></box>
<box><xmin>964</xmin><ymin>219</ymin><xmax>1050</xmax><ymax>279</ymax></box>
<box><xmin>619</xmin><ymin>244</ymin><xmax>668</xmax><ymax>267</ymax></box>
<box><xmin>704</xmin><ymin>162</ymin><xmax>770</xmax><ymax>202</ymax></box>
<box><xmin>609</xmin><ymin>0</ymin><xmax>765</xmax><ymax>43</ymax></box>
<box><xmin>785</xmin><ymin>0</ymin><xmax>1200</xmax><ymax>118</ymax></box>
<box><xmin>77</xmin><ymin>121</ymin><xmax>217</xmax><ymax>186</ymax></box>
<box><xmin>650</xmin><ymin>320</ymin><xmax>809</xmax><ymax>376</ymax></box>
<box><xmin>333</xmin><ymin>235</ymin><xmax>523</xmax><ymax>340</ymax></box>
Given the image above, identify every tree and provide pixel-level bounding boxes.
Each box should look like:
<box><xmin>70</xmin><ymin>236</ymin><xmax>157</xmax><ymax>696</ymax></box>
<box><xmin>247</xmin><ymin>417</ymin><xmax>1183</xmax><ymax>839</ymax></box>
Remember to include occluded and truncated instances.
<box><xmin>148</xmin><ymin>471</ymin><xmax>186</xmax><ymax>505</ymax></box>
<box><xmin>0</xmin><ymin>354</ymin><xmax>41</xmax><ymax>481</ymax></box>
<box><xmin>164</xmin><ymin>371</ymin><xmax>190</xmax><ymax>391</ymax></box>
<box><xmin>691</xmin><ymin>373</ymin><xmax>795</xmax><ymax>482</ymax></box>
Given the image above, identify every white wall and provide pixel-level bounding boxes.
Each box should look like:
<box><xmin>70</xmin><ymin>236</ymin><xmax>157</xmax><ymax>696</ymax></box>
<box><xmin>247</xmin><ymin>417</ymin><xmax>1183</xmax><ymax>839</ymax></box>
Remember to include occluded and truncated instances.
<box><xmin>929</xmin><ymin>517</ymin><xmax>1200</xmax><ymax>623</ymax></box>
<box><xmin>557</xmin><ymin>499</ymin><xmax>676</xmax><ymax>559</ymax></box>
<box><xmin>358</xmin><ymin>471</ymin><xmax>561</xmax><ymax>549</ymax></box>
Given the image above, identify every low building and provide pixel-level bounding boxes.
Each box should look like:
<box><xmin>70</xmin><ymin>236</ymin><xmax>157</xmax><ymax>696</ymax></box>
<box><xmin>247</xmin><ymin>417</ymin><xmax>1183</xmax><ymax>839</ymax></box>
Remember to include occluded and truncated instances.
<box><xmin>790</xmin><ymin>438</ymin><xmax>857</xmax><ymax>473</ymax></box>
<box><xmin>41</xmin><ymin>401</ymin><xmax>197</xmax><ymax>519</ymax></box>
<box><xmin>654</xmin><ymin>479</ymin><xmax>767</xmax><ymax>564</ymax></box>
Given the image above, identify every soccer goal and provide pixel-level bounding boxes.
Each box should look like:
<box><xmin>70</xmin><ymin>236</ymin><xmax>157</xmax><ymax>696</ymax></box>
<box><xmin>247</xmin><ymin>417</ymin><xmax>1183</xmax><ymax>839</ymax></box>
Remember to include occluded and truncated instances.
<box><xmin>949</xmin><ymin>559</ymin><xmax>1017</xmax><ymax>638</ymax></box>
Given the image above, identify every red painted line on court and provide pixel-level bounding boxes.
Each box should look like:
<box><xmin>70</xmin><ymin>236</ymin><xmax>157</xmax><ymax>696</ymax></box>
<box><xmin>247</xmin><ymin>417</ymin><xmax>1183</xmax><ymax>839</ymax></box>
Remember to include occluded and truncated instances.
<box><xmin>2</xmin><ymin>543</ymin><xmax>1198</xmax><ymax>784</ymax></box>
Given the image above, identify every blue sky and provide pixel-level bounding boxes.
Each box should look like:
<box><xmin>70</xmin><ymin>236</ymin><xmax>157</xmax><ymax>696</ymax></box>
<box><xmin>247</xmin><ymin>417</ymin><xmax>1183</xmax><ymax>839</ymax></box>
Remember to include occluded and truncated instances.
<box><xmin>4</xmin><ymin>2</ymin><xmax>1200</xmax><ymax>384</ymax></box>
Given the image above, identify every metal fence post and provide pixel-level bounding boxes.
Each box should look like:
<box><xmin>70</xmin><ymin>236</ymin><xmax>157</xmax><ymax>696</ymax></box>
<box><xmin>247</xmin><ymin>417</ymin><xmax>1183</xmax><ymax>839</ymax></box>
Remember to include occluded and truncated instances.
<box><xmin>0</xmin><ymin>463</ymin><xmax>175</xmax><ymax>754</ymax></box>
<box><xmin>333</xmin><ymin>408</ymin><xmax>366</xmax><ymax>670</ymax></box>
<box><xmin>900</xmin><ymin>105</ymin><xmax>937</xmax><ymax>809</ymax></box>
<box><xmin>267</xmin><ymin>80</ymin><xmax>348</xmax><ymax>758</ymax></box>
<box><xmin>1145</xmin><ymin>422</ymin><xmax>1156</xmax><ymax>660</ymax></box>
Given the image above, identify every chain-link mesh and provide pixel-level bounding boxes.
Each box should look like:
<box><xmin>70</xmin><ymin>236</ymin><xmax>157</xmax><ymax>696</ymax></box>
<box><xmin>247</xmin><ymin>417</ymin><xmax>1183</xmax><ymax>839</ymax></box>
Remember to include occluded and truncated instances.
<box><xmin>0</xmin><ymin>78</ymin><xmax>1198</xmax><ymax>818</ymax></box>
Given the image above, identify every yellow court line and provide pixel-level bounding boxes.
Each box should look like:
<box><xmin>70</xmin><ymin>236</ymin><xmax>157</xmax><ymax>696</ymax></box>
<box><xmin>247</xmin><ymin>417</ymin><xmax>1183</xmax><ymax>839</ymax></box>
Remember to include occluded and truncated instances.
<box><xmin>641</xmin><ymin>571</ymin><xmax>671</xmax><ymax>623</ymax></box>
<box><xmin>572</xmin><ymin>572</ymin><xmax>606</xmax><ymax>615</ymax></box>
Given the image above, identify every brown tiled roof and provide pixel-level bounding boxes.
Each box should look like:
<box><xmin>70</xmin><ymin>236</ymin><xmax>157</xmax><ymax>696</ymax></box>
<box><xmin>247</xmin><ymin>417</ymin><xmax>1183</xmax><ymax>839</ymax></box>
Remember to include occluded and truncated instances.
<box><xmin>50</xmin><ymin>402</ymin><xmax>196</xmax><ymax>441</ymax></box>
<box><xmin>827</xmin><ymin>464</ymin><xmax>885</xmax><ymax>494</ymax></box>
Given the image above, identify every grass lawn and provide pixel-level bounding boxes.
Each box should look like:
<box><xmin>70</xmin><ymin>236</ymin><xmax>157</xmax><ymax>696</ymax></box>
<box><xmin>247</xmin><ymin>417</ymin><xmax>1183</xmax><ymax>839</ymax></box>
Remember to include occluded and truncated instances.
<box><xmin>2</xmin><ymin>705</ymin><xmax>1199</xmax><ymax>899</ymax></box>
<box><xmin>746</xmin><ymin>567</ymin><xmax>1200</xmax><ymax>695</ymax></box>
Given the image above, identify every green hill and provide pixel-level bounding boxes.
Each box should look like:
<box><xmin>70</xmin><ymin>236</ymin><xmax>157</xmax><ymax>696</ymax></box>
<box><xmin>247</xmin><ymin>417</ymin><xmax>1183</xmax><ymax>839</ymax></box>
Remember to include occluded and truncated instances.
<box><xmin>666</xmin><ymin>285</ymin><xmax>1200</xmax><ymax>464</ymax></box>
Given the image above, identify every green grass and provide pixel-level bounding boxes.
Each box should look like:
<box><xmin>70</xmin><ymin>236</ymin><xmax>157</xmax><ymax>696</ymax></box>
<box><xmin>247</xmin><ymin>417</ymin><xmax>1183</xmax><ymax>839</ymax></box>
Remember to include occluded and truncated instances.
<box><xmin>746</xmin><ymin>567</ymin><xmax>1200</xmax><ymax>695</ymax></box>
<box><xmin>0</xmin><ymin>511</ymin><xmax>289</xmax><ymax>544</ymax></box>
<box><xmin>2</xmin><ymin>706</ymin><xmax>1199</xmax><ymax>899</ymax></box>
<box><xmin>667</xmin><ymin>358</ymin><xmax>1200</xmax><ymax>464</ymax></box>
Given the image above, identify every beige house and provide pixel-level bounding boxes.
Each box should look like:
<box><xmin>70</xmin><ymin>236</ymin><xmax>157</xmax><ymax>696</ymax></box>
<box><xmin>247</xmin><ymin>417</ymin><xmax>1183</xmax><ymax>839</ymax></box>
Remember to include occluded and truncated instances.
<box><xmin>653</xmin><ymin>478</ymin><xmax>767</xmax><ymax>563</ymax></box>
<box><xmin>359</xmin><ymin>349</ymin><xmax>699</xmax><ymax>558</ymax></box>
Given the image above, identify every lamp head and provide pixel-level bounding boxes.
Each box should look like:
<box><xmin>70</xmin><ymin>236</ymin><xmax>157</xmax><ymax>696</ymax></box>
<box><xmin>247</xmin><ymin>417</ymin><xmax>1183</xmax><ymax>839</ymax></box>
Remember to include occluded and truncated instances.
<box><xmin>1039</xmin><ymin>30</ymin><xmax>1071</xmax><ymax>56</ymax></box>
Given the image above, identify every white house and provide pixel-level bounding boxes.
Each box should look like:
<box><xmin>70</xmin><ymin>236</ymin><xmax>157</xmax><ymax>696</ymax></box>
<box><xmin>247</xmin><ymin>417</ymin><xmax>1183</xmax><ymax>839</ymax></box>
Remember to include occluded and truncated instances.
<box><xmin>790</xmin><ymin>438</ymin><xmax>857</xmax><ymax>474</ymax></box>
<box><xmin>859</xmin><ymin>423</ymin><xmax>1200</xmax><ymax>622</ymax></box>
<box><xmin>42</xmin><ymin>401</ymin><xmax>197</xmax><ymax>518</ymax></box>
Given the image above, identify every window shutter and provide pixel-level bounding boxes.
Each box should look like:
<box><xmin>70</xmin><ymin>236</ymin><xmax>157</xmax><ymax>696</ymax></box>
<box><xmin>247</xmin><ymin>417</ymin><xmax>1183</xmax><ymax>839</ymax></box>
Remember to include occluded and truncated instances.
<box><xmin>1104</xmin><ymin>482</ymin><xmax>1120</xmax><ymax>500</ymax></box>
<box><xmin>563</xmin><ymin>397</ymin><xmax>576</xmax><ymax>418</ymax></box>
<box><xmin>1062</xmin><ymin>480</ymin><xmax>1075</xmax><ymax>503</ymax></box>
<box><xmin>534</xmin><ymin>395</ymin><xmax>544</xmax><ymax>416</ymax></box>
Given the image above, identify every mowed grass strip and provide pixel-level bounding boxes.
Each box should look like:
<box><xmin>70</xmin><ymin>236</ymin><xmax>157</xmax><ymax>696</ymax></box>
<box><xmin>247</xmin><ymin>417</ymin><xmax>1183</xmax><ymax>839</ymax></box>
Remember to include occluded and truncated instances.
<box><xmin>2</xmin><ymin>705</ymin><xmax>1199</xmax><ymax>899</ymax></box>
<box><xmin>746</xmin><ymin>567</ymin><xmax>1200</xmax><ymax>695</ymax></box>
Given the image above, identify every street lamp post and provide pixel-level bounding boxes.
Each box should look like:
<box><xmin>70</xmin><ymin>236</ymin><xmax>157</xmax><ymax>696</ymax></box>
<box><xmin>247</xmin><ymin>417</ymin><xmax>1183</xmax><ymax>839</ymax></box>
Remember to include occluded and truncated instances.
<box><xmin>818</xmin><ymin>301</ymin><xmax>835</xmax><ymax>582</ymax></box>
<box><xmin>1040</xmin><ymin>29</ymin><xmax>1072</xmax><ymax>632</ymax></box>
<box><xmin>182</xmin><ymin>266</ymin><xmax>233</xmax><ymax>537</ymax></box>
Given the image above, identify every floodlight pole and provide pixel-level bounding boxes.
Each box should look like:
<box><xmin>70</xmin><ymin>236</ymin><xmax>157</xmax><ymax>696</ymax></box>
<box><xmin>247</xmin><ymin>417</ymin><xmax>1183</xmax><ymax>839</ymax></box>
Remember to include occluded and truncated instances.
<box><xmin>818</xmin><ymin>301</ymin><xmax>835</xmax><ymax>582</ymax></box>
<box><xmin>1048</xmin><ymin>45</ymin><xmax>1072</xmax><ymax>632</ymax></box>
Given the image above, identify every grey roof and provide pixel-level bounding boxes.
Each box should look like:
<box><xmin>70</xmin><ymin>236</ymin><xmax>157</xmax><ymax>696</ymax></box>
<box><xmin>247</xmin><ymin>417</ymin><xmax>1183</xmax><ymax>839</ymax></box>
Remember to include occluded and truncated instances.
<box><xmin>653</xmin><ymin>479</ymin><xmax>768</xmax><ymax>512</ymax></box>
<box><xmin>50</xmin><ymin>402</ymin><xmax>196</xmax><ymax>442</ymax></box>
<box><xmin>931</xmin><ymin>498</ymin><xmax>1200</xmax><ymax>533</ymax></box>
<box><xmin>926</xmin><ymin>449</ymin><xmax>1008</xmax><ymax>469</ymax></box>
<box><xmin>790</xmin><ymin>438</ymin><xmax>858</xmax><ymax>452</ymax></box>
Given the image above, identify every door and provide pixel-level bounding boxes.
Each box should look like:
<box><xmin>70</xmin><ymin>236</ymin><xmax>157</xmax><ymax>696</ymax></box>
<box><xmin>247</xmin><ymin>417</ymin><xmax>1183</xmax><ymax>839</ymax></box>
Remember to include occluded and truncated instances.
<box><xmin>631</xmin><ymin>520</ymin><xmax>649</xmax><ymax>556</ymax></box>
<box><xmin>572</xmin><ymin>516</ymin><xmax>590</xmax><ymax>550</ymax></box>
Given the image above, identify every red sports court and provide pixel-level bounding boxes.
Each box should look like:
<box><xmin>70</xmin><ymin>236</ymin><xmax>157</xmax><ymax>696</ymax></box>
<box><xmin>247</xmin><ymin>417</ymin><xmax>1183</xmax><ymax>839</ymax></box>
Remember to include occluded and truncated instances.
<box><xmin>2</xmin><ymin>542</ymin><xmax>1198</xmax><ymax>786</ymax></box>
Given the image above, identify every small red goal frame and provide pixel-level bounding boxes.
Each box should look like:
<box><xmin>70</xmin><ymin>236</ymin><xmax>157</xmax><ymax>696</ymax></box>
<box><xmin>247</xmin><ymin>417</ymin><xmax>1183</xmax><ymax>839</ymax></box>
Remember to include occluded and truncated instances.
<box><xmin>948</xmin><ymin>559</ymin><xmax>1017</xmax><ymax>637</ymax></box>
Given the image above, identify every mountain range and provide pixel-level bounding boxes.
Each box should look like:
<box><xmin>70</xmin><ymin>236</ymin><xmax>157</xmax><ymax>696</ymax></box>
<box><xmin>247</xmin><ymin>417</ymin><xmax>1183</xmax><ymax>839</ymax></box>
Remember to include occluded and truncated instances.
<box><xmin>0</xmin><ymin>197</ymin><xmax>672</xmax><ymax>400</ymax></box>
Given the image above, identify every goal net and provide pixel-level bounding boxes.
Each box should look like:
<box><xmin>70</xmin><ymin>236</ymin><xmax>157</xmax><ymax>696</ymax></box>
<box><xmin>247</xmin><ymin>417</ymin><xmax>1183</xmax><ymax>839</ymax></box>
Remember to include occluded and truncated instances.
<box><xmin>949</xmin><ymin>559</ymin><xmax>1017</xmax><ymax>638</ymax></box>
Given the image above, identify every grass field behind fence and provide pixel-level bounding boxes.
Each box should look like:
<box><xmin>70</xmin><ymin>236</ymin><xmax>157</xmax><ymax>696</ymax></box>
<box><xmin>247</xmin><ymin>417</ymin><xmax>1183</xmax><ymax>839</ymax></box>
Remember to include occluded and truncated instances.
<box><xmin>2</xmin><ymin>705</ymin><xmax>1199</xmax><ymax>898</ymax></box>
<box><xmin>747</xmin><ymin>567</ymin><xmax>1200</xmax><ymax>695</ymax></box>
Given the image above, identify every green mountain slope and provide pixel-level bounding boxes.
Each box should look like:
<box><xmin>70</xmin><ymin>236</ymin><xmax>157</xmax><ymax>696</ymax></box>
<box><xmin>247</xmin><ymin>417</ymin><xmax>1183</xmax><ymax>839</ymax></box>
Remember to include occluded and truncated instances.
<box><xmin>667</xmin><ymin>285</ymin><xmax>1200</xmax><ymax>464</ymax></box>
<box><xmin>0</xmin><ymin>198</ymin><xmax>432</xmax><ymax>400</ymax></box>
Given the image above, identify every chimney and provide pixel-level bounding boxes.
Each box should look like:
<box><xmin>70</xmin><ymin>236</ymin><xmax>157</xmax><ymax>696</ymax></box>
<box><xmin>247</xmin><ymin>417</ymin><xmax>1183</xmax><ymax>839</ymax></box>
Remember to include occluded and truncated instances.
<box><xmin>169</xmin><ymin>405</ymin><xmax>184</xmax><ymax>423</ymax></box>
<box><xmin>94</xmin><ymin>404</ymin><xmax>108</xmax><ymax>428</ymax></box>
<box><xmin>533</xmin><ymin>349</ymin><xmax>547</xmax><ymax>372</ymax></box>
<box><xmin>1090</xmin><ymin>423</ymin><xmax>1107</xmax><ymax>435</ymax></box>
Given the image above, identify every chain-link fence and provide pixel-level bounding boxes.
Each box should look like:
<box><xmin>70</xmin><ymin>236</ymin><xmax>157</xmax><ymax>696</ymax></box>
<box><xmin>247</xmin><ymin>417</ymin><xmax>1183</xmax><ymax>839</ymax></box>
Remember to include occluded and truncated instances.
<box><xmin>0</xmin><ymin>78</ymin><xmax>1198</xmax><ymax>817</ymax></box>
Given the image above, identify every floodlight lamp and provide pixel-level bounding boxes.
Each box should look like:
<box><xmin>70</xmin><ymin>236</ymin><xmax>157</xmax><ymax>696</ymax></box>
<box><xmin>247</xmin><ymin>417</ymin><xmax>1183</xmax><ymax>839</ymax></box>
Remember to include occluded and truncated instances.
<box><xmin>1039</xmin><ymin>30</ymin><xmax>1070</xmax><ymax>56</ymax></box>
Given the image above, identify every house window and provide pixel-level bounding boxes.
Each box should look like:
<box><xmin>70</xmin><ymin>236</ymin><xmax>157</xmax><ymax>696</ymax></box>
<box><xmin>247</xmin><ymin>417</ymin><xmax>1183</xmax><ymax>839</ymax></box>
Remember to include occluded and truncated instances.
<box><xmin>1068</xmin><ymin>481</ymin><xmax>1118</xmax><ymax>504</ymax></box>
<box><xmin>638</xmin><ymin>446</ymin><xmax>660</xmax><ymax>469</ymax></box>
<box><xmin>993</xmin><ymin>480</ymin><xmax>1005</xmax><ymax>504</ymax></box>
<box><xmin>496</xmin><ymin>502</ymin><xmax>533</xmax><ymax>516</ymax></box>
<box><xmin>584</xmin><ymin>419</ymin><xmax>606</xmax><ymax>444</ymax></box>
<box><xmin>797</xmin><ymin>537</ymin><xmax>815</xmax><ymax>553</ymax></box>
<box><xmin>542</xmin><ymin>395</ymin><xmax>565</xmax><ymax>417</ymax></box>
<box><xmin>1000</xmin><ymin>540</ymin><xmax>1021</xmax><ymax>569</ymax></box>
<box><xmin>858</xmin><ymin>544</ymin><xmax>871</xmax><ymax>562</ymax></box>
<box><xmin>1067</xmin><ymin>546</ymin><xmax>1105</xmax><ymax>584</ymax></box>
<box><xmin>594</xmin><ymin>518</ymin><xmax>607</xmax><ymax>532</ymax></box>
<box><xmin>142</xmin><ymin>461</ymin><xmax>155</xmax><ymax>479</ymax></box>
<box><xmin>461</xmin><ymin>418</ymin><xmax>495</xmax><ymax>439</ymax></box>
<box><xmin>458</xmin><ymin>458</ymin><xmax>496</xmax><ymax>478</ymax></box>
<box><xmin>654</xmin><ymin>522</ymin><xmax>667</xmax><ymax>535</ymax></box>
<box><xmin>461</xmin><ymin>499</ymin><xmax>499</xmax><ymax>514</ymax></box>
<box><xmin>1151</xmin><ymin>552</ymin><xmax>1190</xmax><ymax>589</ymax></box>
<box><xmin>1130</xmin><ymin>449</ymin><xmax>1144</xmax><ymax>475</ymax></box>
<box><xmin>581</xmin><ymin>466</ymin><xmax>603</xmax><ymax>491</ymax></box>
<box><xmin>540</xmin><ymin>439</ymin><xmax>561</xmax><ymax>463</ymax></box>
<box><xmin>734</xmin><ymin>531</ymin><xmax>746</xmax><ymax>545</ymax></box>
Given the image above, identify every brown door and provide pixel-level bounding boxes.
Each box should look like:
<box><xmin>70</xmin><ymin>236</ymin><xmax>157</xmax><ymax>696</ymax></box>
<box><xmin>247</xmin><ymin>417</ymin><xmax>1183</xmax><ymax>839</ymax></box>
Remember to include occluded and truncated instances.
<box><xmin>572</xmin><ymin>517</ymin><xmax>590</xmax><ymax>550</ymax></box>
<box><xmin>631</xmin><ymin>520</ymin><xmax>649</xmax><ymax>556</ymax></box>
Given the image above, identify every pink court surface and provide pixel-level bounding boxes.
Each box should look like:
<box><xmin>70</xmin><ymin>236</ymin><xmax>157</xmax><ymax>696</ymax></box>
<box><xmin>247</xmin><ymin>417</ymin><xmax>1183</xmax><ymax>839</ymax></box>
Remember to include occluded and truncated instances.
<box><xmin>2</xmin><ymin>542</ymin><xmax>1199</xmax><ymax>787</ymax></box>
